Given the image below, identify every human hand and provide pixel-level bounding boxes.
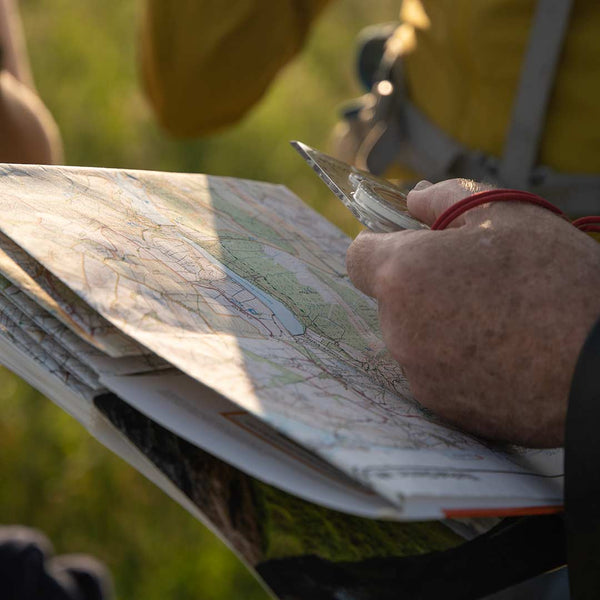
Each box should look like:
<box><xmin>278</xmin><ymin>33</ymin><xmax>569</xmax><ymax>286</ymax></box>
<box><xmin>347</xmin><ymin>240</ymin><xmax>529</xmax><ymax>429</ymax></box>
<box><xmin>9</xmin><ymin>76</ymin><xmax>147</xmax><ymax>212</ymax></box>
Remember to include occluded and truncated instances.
<box><xmin>346</xmin><ymin>179</ymin><xmax>600</xmax><ymax>447</ymax></box>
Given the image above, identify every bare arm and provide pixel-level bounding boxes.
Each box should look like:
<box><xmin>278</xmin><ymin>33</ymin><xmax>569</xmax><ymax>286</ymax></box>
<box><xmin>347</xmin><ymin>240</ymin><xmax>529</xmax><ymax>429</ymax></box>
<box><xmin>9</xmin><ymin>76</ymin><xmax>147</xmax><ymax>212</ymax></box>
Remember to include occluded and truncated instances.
<box><xmin>0</xmin><ymin>0</ymin><xmax>33</xmax><ymax>87</ymax></box>
<box><xmin>0</xmin><ymin>0</ymin><xmax>62</xmax><ymax>164</ymax></box>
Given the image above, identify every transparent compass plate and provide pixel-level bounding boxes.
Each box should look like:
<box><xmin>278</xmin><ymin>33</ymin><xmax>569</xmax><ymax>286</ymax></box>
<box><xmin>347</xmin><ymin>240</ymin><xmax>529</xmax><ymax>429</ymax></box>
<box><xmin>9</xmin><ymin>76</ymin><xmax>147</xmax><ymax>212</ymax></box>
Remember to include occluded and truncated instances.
<box><xmin>291</xmin><ymin>141</ymin><xmax>428</xmax><ymax>232</ymax></box>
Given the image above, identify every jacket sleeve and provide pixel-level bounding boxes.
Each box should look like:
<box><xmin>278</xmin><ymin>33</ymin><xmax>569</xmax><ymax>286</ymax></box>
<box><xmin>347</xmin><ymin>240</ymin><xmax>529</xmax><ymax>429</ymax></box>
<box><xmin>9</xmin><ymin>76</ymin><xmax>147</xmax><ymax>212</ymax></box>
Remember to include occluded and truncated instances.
<box><xmin>139</xmin><ymin>0</ymin><xmax>332</xmax><ymax>137</ymax></box>
<box><xmin>565</xmin><ymin>314</ymin><xmax>600</xmax><ymax>596</ymax></box>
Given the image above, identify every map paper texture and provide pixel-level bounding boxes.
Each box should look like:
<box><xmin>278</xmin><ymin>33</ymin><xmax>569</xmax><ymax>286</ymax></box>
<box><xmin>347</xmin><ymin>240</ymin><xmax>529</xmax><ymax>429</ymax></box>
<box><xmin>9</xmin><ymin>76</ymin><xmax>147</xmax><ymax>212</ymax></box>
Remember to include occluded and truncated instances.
<box><xmin>102</xmin><ymin>369</ymin><xmax>401</xmax><ymax>519</ymax></box>
<box><xmin>0</xmin><ymin>231</ymin><xmax>145</xmax><ymax>357</ymax></box>
<box><xmin>0</xmin><ymin>299</ymin><xmax>98</xmax><ymax>401</ymax></box>
<box><xmin>0</xmin><ymin>164</ymin><xmax>563</xmax><ymax>519</ymax></box>
<box><xmin>0</xmin><ymin>275</ymin><xmax>169</xmax><ymax>376</ymax></box>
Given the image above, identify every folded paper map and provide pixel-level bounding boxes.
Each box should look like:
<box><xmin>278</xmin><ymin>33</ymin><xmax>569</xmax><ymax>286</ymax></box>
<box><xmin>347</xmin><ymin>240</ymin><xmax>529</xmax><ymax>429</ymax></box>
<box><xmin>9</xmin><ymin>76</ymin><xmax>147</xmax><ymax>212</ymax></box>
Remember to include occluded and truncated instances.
<box><xmin>0</xmin><ymin>164</ymin><xmax>563</xmax><ymax>521</ymax></box>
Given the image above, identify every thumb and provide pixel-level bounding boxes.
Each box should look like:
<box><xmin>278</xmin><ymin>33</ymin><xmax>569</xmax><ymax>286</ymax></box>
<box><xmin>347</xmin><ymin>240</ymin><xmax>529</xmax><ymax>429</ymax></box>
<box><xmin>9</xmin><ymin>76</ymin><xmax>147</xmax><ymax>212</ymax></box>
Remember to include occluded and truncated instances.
<box><xmin>407</xmin><ymin>178</ymin><xmax>492</xmax><ymax>227</ymax></box>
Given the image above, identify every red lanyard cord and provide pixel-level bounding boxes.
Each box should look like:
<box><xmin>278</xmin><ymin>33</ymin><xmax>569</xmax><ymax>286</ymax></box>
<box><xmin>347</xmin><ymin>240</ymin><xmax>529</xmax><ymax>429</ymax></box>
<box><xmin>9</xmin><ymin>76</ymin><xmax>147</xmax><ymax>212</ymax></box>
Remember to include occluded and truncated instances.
<box><xmin>430</xmin><ymin>188</ymin><xmax>600</xmax><ymax>232</ymax></box>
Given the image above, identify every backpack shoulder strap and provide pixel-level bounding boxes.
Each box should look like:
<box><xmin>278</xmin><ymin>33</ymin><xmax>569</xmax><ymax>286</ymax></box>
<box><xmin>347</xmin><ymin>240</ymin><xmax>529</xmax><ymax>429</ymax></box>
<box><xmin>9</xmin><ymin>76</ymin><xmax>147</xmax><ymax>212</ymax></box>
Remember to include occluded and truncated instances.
<box><xmin>498</xmin><ymin>0</ymin><xmax>574</xmax><ymax>188</ymax></box>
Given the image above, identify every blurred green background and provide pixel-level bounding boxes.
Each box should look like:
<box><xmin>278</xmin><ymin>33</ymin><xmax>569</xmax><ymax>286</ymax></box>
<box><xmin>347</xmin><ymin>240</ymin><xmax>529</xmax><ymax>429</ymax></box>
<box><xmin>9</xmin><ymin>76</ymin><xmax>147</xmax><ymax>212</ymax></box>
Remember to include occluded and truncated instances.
<box><xmin>2</xmin><ymin>1</ymin><xmax>399</xmax><ymax>598</ymax></box>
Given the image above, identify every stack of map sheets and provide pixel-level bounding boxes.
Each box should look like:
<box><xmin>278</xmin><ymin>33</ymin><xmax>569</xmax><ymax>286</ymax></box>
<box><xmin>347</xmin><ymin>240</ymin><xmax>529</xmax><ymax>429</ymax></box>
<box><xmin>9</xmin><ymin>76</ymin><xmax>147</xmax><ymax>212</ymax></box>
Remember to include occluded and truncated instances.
<box><xmin>0</xmin><ymin>164</ymin><xmax>564</xmax><ymax>521</ymax></box>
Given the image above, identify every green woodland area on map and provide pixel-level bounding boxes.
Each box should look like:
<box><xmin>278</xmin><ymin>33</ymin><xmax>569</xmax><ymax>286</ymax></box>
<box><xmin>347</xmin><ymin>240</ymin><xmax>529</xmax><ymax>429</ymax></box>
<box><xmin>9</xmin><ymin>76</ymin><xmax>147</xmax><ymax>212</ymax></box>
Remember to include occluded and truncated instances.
<box><xmin>2</xmin><ymin>1</ymin><xmax>402</xmax><ymax>599</ymax></box>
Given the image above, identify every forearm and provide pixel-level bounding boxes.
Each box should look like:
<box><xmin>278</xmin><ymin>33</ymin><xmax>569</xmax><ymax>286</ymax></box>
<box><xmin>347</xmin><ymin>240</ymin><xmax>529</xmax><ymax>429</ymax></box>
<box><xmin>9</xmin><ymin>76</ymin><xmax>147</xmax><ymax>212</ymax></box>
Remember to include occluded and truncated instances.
<box><xmin>0</xmin><ymin>0</ymin><xmax>62</xmax><ymax>164</ymax></box>
<box><xmin>0</xmin><ymin>0</ymin><xmax>33</xmax><ymax>87</ymax></box>
<box><xmin>0</xmin><ymin>70</ymin><xmax>62</xmax><ymax>164</ymax></box>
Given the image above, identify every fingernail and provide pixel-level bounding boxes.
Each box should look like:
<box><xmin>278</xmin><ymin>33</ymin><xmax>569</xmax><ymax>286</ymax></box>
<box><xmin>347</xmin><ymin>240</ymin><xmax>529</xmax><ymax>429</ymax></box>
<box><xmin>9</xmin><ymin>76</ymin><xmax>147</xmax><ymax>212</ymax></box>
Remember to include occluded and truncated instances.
<box><xmin>412</xmin><ymin>180</ymin><xmax>433</xmax><ymax>191</ymax></box>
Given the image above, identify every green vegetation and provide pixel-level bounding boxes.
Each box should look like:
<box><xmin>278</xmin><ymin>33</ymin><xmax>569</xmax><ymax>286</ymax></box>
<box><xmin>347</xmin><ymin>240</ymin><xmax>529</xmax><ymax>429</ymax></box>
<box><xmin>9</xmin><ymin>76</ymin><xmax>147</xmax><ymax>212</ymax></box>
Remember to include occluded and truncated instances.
<box><xmin>258</xmin><ymin>484</ymin><xmax>461</xmax><ymax>563</ymax></box>
<box><xmin>4</xmin><ymin>1</ymin><xmax>400</xmax><ymax>598</ymax></box>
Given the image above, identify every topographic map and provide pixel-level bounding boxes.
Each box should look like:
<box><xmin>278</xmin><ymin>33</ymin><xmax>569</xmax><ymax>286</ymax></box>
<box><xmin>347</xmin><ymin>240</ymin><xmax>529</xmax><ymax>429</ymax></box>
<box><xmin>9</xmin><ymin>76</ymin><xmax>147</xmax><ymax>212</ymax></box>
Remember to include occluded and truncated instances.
<box><xmin>0</xmin><ymin>165</ymin><xmax>563</xmax><ymax>518</ymax></box>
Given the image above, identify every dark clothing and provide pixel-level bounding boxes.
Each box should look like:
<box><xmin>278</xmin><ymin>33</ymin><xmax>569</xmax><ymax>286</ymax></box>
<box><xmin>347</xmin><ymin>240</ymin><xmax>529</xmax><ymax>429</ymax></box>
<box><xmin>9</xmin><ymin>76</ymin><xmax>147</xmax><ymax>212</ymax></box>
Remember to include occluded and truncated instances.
<box><xmin>0</xmin><ymin>527</ymin><xmax>111</xmax><ymax>600</ymax></box>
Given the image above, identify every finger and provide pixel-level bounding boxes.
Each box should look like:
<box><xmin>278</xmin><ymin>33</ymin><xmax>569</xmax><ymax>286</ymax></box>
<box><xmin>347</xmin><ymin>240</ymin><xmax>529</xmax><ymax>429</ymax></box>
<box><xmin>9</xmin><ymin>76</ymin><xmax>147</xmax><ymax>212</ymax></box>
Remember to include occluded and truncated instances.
<box><xmin>412</xmin><ymin>179</ymin><xmax>432</xmax><ymax>192</ymax></box>
<box><xmin>407</xmin><ymin>178</ymin><xmax>489</xmax><ymax>227</ymax></box>
<box><xmin>346</xmin><ymin>231</ymin><xmax>388</xmax><ymax>297</ymax></box>
<box><xmin>346</xmin><ymin>229</ymin><xmax>427</xmax><ymax>297</ymax></box>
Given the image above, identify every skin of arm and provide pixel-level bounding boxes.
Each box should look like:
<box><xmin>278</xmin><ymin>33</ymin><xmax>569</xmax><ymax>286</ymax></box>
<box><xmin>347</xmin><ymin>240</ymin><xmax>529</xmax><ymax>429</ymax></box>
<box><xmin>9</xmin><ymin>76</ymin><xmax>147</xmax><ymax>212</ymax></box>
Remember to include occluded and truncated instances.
<box><xmin>0</xmin><ymin>0</ymin><xmax>33</xmax><ymax>87</ymax></box>
<box><xmin>346</xmin><ymin>179</ymin><xmax>600</xmax><ymax>448</ymax></box>
<box><xmin>0</xmin><ymin>0</ymin><xmax>63</xmax><ymax>164</ymax></box>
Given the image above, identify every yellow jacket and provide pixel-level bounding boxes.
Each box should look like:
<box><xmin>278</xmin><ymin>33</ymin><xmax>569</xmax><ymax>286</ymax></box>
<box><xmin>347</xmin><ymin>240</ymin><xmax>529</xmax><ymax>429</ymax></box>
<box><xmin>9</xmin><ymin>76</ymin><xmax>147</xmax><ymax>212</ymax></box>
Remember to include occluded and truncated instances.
<box><xmin>140</xmin><ymin>0</ymin><xmax>600</xmax><ymax>175</ymax></box>
<box><xmin>401</xmin><ymin>0</ymin><xmax>600</xmax><ymax>174</ymax></box>
<box><xmin>140</xmin><ymin>0</ymin><xmax>331</xmax><ymax>137</ymax></box>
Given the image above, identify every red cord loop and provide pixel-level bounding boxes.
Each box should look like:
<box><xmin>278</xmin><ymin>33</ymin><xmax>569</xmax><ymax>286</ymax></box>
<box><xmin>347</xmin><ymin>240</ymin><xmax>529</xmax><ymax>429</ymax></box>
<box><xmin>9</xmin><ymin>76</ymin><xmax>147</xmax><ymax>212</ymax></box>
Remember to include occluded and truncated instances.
<box><xmin>430</xmin><ymin>189</ymin><xmax>569</xmax><ymax>230</ymax></box>
<box><xmin>575</xmin><ymin>225</ymin><xmax>600</xmax><ymax>233</ymax></box>
<box><xmin>572</xmin><ymin>216</ymin><xmax>600</xmax><ymax>233</ymax></box>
